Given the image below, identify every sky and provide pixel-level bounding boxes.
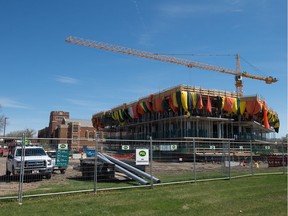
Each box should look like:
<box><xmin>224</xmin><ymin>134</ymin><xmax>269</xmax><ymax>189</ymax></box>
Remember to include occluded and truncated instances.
<box><xmin>0</xmin><ymin>0</ymin><xmax>287</xmax><ymax>138</ymax></box>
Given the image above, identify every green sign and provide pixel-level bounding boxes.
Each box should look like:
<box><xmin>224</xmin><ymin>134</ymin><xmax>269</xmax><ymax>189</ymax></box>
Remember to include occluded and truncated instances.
<box><xmin>24</xmin><ymin>139</ymin><xmax>31</xmax><ymax>145</ymax></box>
<box><xmin>139</xmin><ymin>150</ymin><xmax>146</xmax><ymax>157</ymax></box>
<box><xmin>122</xmin><ymin>145</ymin><xmax>130</xmax><ymax>150</ymax></box>
<box><xmin>56</xmin><ymin>149</ymin><xmax>69</xmax><ymax>167</ymax></box>
<box><xmin>171</xmin><ymin>145</ymin><xmax>177</xmax><ymax>150</ymax></box>
<box><xmin>59</xmin><ymin>144</ymin><xmax>67</xmax><ymax>149</ymax></box>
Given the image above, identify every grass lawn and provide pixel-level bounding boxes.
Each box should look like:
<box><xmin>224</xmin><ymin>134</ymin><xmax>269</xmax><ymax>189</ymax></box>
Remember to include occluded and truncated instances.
<box><xmin>0</xmin><ymin>174</ymin><xmax>286</xmax><ymax>216</ymax></box>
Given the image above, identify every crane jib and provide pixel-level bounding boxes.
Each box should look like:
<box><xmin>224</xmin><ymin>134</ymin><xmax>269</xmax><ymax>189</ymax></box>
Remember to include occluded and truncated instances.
<box><xmin>65</xmin><ymin>36</ymin><xmax>278</xmax><ymax>95</ymax></box>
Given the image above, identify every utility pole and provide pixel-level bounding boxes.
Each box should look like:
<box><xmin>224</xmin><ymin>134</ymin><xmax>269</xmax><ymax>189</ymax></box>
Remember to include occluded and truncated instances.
<box><xmin>3</xmin><ymin>117</ymin><xmax>8</xmax><ymax>137</ymax></box>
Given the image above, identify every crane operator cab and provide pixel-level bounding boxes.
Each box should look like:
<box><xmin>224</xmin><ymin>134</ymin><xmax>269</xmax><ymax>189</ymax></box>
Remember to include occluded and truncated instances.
<box><xmin>235</xmin><ymin>75</ymin><xmax>243</xmax><ymax>87</ymax></box>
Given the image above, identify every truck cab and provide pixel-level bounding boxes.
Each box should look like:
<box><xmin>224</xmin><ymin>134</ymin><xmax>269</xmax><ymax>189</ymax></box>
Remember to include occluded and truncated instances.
<box><xmin>6</xmin><ymin>141</ymin><xmax>53</xmax><ymax>179</ymax></box>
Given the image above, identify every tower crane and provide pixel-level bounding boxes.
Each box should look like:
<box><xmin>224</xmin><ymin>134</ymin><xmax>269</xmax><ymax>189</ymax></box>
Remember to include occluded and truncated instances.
<box><xmin>65</xmin><ymin>36</ymin><xmax>278</xmax><ymax>96</ymax></box>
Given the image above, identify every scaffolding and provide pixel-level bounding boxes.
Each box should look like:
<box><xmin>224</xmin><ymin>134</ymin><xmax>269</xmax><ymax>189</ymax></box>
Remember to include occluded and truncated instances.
<box><xmin>93</xmin><ymin>85</ymin><xmax>278</xmax><ymax>141</ymax></box>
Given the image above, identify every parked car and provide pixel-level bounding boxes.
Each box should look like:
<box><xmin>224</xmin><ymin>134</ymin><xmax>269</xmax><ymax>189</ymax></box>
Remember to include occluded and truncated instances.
<box><xmin>46</xmin><ymin>151</ymin><xmax>67</xmax><ymax>174</ymax></box>
<box><xmin>0</xmin><ymin>146</ymin><xmax>8</xmax><ymax>157</ymax></box>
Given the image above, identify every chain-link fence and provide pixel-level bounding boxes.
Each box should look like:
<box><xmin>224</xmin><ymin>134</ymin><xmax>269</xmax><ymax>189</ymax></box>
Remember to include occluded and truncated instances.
<box><xmin>0</xmin><ymin>136</ymin><xmax>286</xmax><ymax>204</ymax></box>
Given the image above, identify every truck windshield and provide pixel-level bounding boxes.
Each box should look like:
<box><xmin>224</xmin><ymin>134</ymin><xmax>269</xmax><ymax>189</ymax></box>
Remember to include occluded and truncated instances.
<box><xmin>15</xmin><ymin>148</ymin><xmax>46</xmax><ymax>156</ymax></box>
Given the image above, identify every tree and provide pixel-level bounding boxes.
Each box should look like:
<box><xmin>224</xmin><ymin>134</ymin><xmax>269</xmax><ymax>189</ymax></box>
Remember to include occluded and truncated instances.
<box><xmin>6</xmin><ymin>128</ymin><xmax>36</xmax><ymax>138</ymax></box>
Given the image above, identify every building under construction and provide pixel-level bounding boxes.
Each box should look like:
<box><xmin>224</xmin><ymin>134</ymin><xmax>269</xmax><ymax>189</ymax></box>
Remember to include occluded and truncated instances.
<box><xmin>65</xmin><ymin>37</ymin><xmax>280</xmax><ymax>158</ymax></box>
<box><xmin>92</xmin><ymin>84</ymin><xmax>280</xmax><ymax>155</ymax></box>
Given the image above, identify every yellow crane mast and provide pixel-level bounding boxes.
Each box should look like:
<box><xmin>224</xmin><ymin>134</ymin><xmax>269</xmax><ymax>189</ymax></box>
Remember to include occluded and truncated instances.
<box><xmin>65</xmin><ymin>36</ymin><xmax>278</xmax><ymax>96</ymax></box>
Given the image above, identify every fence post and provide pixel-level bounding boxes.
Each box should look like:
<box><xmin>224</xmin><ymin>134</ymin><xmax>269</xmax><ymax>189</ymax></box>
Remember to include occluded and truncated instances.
<box><xmin>18</xmin><ymin>133</ymin><xmax>26</xmax><ymax>205</ymax></box>
<box><xmin>281</xmin><ymin>140</ymin><xmax>285</xmax><ymax>174</ymax></box>
<box><xmin>250</xmin><ymin>140</ymin><xmax>254</xmax><ymax>176</ymax></box>
<box><xmin>149</xmin><ymin>136</ymin><xmax>154</xmax><ymax>188</ymax></box>
<box><xmin>193</xmin><ymin>138</ymin><xmax>196</xmax><ymax>182</ymax></box>
<box><xmin>228</xmin><ymin>139</ymin><xmax>231</xmax><ymax>180</ymax></box>
<box><xmin>93</xmin><ymin>132</ymin><xmax>98</xmax><ymax>194</ymax></box>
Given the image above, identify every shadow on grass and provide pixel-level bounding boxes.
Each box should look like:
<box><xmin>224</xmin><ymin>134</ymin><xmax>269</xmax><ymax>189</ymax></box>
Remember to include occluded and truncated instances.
<box><xmin>66</xmin><ymin>175</ymin><xmax>140</xmax><ymax>186</ymax></box>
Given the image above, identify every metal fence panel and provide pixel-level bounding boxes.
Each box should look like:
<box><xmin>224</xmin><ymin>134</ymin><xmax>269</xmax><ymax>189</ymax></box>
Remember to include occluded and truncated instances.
<box><xmin>0</xmin><ymin>136</ymin><xmax>286</xmax><ymax>203</ymax></box>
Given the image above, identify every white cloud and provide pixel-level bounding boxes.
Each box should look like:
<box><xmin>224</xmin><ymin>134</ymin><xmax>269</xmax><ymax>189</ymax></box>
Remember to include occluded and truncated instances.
<box><xmin>0</xmin><ymin>97</ymin><xmax>30</xmax><ymax>109</ymax></box>
<box><xmin>55</xmin><ymin>75</ymin><xmax>79</xmax><ymax>84</ymax></box>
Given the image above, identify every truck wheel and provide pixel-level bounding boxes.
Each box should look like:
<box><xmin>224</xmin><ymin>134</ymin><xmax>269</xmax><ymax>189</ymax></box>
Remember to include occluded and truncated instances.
<box><xmin>6</xmin><ymin>169</ymin><xmax>11</xmax><ymax>176</ymax></box>
<box><xmin>12</xmin><ymin>166</ymin><xmax>15</xmax><ymax>175</ymax></box>
<box><xmin>46</xmin><ymin>173</ymin><xmax>52</xmax><ymax>179</ymax></box>
<box><xmin>60</xmin><ymin>169</ymin><xmax>66</xmax><ymax>174</ymax></box>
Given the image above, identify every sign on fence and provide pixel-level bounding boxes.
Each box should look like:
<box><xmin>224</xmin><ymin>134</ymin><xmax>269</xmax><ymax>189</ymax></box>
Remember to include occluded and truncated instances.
<box><xmin>122</xmin><ymin>145</ymin><xmax>130</xmax><ymax>150</ymax></box>
<box><xmin>56</xmin><ymin>144</ymin><xmax>69</xmax><ymax>166</ymax></box>
<box><xmin>159</xmin><ymin>144</ymin><xmax>178</xmax><ymax>151</ymax></box>
<box><xmin>136</xmin><ymin>148</ymin><xmax>149</xmax><ymax>165</ymax></box>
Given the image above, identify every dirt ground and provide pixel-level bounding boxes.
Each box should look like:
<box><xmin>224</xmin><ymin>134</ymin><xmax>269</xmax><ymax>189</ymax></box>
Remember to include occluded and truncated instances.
<box><xmin>0</xmin><ymin>157</ymin><xmax>269</xmax><ymax>197</ymax></box>
<box><xmin>0</xmin><ymin>157</ymin><xmax>81</xmax><ymax>196</ymax></box>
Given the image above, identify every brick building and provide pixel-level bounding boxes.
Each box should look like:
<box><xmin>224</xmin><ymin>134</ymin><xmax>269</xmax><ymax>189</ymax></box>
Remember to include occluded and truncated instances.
<box><xmin>38</xmin><ymin>111</ymin><xmax>96</xmax><ymax>151</ymax></box>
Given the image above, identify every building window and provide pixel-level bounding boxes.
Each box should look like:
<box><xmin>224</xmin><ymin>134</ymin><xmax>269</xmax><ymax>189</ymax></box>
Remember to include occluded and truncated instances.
<box><xmin>73</xmin><ymin>124</ymin><xmax>78</xmax><ymax>133</ymax></box>
<box><xmin>55</xmin><ymin>116</ymin><xmax>64</xmax><ymax>121</ymax></box>
<box><xmin>72</xmin><ymin>135</ymin><xmax>78</xmax><ymax>144</ymax></box>
<box><xmin>88</xmin><ymin>131</ymin><xmax>94</xmax><ymax>140</ymax></box>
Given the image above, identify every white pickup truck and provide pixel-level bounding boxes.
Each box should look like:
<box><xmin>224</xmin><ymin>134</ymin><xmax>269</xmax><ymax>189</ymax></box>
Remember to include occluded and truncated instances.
<box><xmin>6</xmin><ymin>143</ymin><xmax>53</xmax><ymax>179</ymax></box>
